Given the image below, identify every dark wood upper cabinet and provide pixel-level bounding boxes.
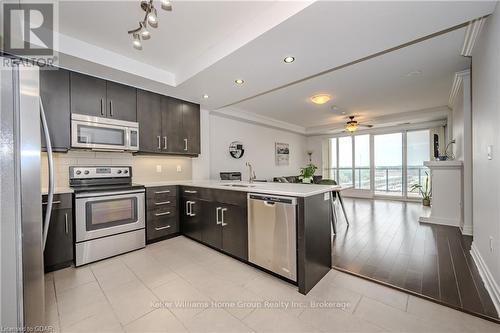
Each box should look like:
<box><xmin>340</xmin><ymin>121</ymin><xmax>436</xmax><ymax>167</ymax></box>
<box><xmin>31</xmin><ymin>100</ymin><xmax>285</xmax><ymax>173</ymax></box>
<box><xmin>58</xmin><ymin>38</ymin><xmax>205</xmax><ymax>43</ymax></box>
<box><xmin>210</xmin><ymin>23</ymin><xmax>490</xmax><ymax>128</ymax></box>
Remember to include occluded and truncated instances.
<box><xmin>106</xmin><ymin>81</ymin><xmax>137</xmax><ymax>122</ymax></box>
<box><xmin>70</xmin><ymin>72</ymin><xmax>137</xmax><ymax>122</ymax></box>
<box><xmin>137</xmin><ymin>89</ymin><xmax>162</xmax><ymax>153</ymax></box>
<box><xmin>162</xmin><ymin>97</ymin><xmax>184</xmax><ymax>153</ymax></box>
<box><xmin>40</xmin><ymin>68</ymin><xmax>71</xmax><ymax>152</ymax></box>
<box><xmin>70</xmin><ymin>72</ymin><xmax>107</xmax><ymax>118</ymax></box>
<box><xmin>182</xmin><ymin>101</ymin><xmax>201</xmax><ymax>155</ymax></box>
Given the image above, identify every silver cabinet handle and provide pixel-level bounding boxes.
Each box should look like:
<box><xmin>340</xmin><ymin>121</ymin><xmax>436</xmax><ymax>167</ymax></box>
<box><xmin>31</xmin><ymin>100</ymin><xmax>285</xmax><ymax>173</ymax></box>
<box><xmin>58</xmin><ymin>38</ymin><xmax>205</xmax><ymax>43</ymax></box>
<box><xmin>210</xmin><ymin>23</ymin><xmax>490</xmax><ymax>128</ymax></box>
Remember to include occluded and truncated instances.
<box><xmin>157</xmin><ymin>136</ymin><xmax>161</xmax><ymax>149</ymax></box>
<box><xmin>221</xmin><ymin>208</ymin><xmax>228</xmax><ymax>226</ymax></box>
<box><xmin>64</xmin><ymin>213</ymin><xmax>69</xmax><ymax>234</ymax></box>
<box><xmin>109</xmin><ymin>100</ymin><xmax>114</xmax><ymax>117</ymax></box>
<box><xmin>189</xmin><ymin>201</ymin><xmax>196</xmax><ymax>216</ymax></box>
<box><xmin>155</xmin><ymin>201</ymin><xmax>171</xmax><ymax>205</ymax></box>
<box><xmin>43</xmin><ymin>200</ymin><xmax>61</xmax><ymax>205</ymax></box>
<box><xmin>216</xmin><ymin>207</ymin><xmax>222</xmax><ymax>225</ymax></box>
<box><xmin>100</xmin><ymin>98</ymin><xmax>104</xmax><ymax>116</ymax></box>
<box><xmin>155</xmin><ymin>211</ymin><xmax>171</xmax><ymax>216</ymax></box>
<box><xmin>184</xmin><ymin>138</ymin><xmax>188</xmax><ymax>151</ymax></box>
<box><xmin>155</xmin><ymin>225</ymin><xmax>171</xmax><ymax>231</ymax></box>
<box><xmin>163</xmin><ymin>136</ymin><xmax>168</xmax><ymax>150</ymax></box>
<box><xmin>184</xmin><ymin>190</ymin><xmax>197</xmax><ymax>194</ymax></box>
<box><xmin>155</xmin><ymin>190</ymin><xmax>170</xmax><ymax>194</ymax></box>
<box><xmin>185</xmin><ymin>201</ymin><xmax>190</xmax><ymax>216</ymax></box>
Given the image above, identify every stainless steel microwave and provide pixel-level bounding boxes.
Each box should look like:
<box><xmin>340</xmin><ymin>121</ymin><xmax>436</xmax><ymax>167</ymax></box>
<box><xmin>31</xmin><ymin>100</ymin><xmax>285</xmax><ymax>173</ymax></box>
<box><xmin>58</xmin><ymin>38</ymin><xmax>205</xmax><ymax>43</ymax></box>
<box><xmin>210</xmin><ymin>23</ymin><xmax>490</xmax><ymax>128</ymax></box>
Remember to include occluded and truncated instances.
<box><xmin>71</xmin><ymin>113</ymin><xmax>139</xmax><ymax>151</ymax></box>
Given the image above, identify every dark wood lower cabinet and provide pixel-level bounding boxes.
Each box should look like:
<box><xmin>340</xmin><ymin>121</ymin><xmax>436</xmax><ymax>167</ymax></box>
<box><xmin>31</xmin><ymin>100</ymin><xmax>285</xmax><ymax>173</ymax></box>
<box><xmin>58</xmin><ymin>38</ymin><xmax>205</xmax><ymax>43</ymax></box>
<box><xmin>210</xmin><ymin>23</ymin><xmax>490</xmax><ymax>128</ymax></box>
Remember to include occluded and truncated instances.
<box><xmin>180</xmin><ymin>187</ymin><xmax>248</xmax><ymax>261</ymax></box>
<box><xmin>42</xmin><ymin>194</ymin><xmax>73</xmax><ymax>272</ymax></box>
<box><xmin>220</xmin><ymin>203</ymin><xmax>248</xmax><ymax>260</ymax></box>
<box><xmin>146</xmin><ymin>186</ymin><xmax>179</xmax><ymax>243</ymax></box>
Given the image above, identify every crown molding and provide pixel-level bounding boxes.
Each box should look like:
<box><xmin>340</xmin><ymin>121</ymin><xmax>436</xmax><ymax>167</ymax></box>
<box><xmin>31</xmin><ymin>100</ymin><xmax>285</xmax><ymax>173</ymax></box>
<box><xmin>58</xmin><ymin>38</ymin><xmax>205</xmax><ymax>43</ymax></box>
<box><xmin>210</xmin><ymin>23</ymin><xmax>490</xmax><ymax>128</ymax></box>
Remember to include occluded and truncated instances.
<box><xmin>461</xmin><ymin>17</ymin><xmax>487</xmax><ymax>56</ymax></box>
<box><xmin>449</xmin><ymin>69</ymin><xmax>471</xmax><ymax>107</ymax></box>
<box><xmin>210</xmin><ymin>107</ymin><xmax>307</xmax><ymax>135</ymax></box>
<box><xmin>305</xmin><ymin>106</ymin><xmax>450</xmax><ymax>136</ymax></box>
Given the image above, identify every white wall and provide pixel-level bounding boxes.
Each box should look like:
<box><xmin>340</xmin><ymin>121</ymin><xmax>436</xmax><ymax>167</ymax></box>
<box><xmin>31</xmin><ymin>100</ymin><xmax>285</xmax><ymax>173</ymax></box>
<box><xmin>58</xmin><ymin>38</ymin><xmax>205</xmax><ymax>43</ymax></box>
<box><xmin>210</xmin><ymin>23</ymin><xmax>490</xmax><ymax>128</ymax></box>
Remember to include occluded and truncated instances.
<box><xmin>192</xmin><ymin>109</ymin><xmax>211</xmax><ymax>180</ymax></box>
<box><xmin>208</xmin><ymin>113</ymin><xmax>308</xmax><ymax>181</ymax></box>
<box><xmin>452</xmin><ymin>84</ymin><xmax>465</xmax><ymax>160</ymax></box>
<box><xmin>471</xmin><ymin>2</ymin><xmax>500</xmax><ymax>311</ymax></box>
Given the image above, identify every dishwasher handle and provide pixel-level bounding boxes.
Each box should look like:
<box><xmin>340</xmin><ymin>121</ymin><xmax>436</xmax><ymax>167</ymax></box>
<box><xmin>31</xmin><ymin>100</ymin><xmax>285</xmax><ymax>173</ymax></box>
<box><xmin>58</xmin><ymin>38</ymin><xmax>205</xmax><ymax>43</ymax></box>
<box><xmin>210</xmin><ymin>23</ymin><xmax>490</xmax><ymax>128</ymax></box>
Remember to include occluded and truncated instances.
<box><xmin>248</xmin><ymin>193</ymin><xmax>297</xmax><ymax>205</ymax></box>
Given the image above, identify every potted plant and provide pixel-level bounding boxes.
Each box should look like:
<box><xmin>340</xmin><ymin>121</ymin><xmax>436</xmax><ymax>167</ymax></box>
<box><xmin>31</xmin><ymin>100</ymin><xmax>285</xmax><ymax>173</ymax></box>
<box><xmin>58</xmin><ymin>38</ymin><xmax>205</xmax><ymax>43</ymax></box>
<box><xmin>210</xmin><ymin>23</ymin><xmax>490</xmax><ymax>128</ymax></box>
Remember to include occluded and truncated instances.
<box><xmin>410</xmin><ymin>171</ymin><xmax>432</xmax><ymax>206</ymax></box>
<box><xmin>299</xmin><ymin>163</ymin><xmax>318</xmax><ymax>184</ymax></box>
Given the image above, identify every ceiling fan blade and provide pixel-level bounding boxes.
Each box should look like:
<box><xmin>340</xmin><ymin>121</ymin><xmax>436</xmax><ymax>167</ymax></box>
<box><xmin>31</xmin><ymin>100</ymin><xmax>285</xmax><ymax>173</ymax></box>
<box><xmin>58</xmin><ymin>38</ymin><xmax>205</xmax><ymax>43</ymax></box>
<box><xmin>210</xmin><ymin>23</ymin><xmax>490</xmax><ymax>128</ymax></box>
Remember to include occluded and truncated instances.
<box><xmin>359</xmin><ymin>124</ymin><xmax>374</xmax><ymax>128</ymax></box>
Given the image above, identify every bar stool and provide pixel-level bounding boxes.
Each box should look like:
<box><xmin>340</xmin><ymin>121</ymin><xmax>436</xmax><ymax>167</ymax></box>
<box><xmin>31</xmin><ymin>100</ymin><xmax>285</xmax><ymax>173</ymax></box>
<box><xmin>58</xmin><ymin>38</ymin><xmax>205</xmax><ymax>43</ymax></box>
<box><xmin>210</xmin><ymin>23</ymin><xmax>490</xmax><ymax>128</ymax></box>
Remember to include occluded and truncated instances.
<box><xmin>318</xmin><ymin>179</ymin><xmax>349</xmax><ymax>234</ymax></box>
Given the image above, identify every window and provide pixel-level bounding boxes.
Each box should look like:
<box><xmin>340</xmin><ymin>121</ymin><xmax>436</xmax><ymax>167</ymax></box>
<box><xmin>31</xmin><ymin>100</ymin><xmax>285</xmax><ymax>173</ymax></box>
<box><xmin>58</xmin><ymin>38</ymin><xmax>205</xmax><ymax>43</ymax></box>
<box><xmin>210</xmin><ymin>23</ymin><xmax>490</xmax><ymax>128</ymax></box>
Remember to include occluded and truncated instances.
<box><xmin>338</xmin><ymin>137</ymin><xmax>353</xmax><ymax>186</ymax></box>
<box><xmin>374</xmin><ymin>133</ymin><xmax>403</xmax><ymax>195</ymax></box>
<box><xmin>407</xmin><ymin>130</ymin><xmax>430</xmax><ymax>197</ymax></box>
<box><xmin>354</xmin><ymin>135</ymin><xmax>370</xmax><ymax>189</ymax></box>
<box><xmin>328</xmin><ymin>138</ymin><xmax>337</xmax><ymax>181</ymax></box>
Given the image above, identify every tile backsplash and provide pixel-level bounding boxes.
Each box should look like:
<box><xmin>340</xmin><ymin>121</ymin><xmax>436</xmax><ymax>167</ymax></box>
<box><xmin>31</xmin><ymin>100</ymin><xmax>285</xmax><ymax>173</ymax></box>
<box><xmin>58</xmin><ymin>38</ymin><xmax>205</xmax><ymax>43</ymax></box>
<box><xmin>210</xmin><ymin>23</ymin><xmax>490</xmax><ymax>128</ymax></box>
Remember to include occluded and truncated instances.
<box><xmin>41</xmin><ymin>150</ymin><xmax>193</xmax><ymax>188</ymax></box>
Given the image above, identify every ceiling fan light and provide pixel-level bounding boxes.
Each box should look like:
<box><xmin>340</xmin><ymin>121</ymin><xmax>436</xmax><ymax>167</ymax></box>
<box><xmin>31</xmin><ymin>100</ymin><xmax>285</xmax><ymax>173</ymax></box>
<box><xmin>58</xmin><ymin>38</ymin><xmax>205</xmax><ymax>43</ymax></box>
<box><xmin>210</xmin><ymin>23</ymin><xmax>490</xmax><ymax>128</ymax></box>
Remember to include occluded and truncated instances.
<box><xmin>147</xmin><ymin>7</ymin><xmax>158</xmax><ymax>28</ymax></box>
<box><xmin>345</xmin><ymin>123</ymin><xmax>358</xmax><ymax>133</ymax></box>
<box><xmin>132</xmin><ymin>33</ymin><xmax>142</xmax><ymax>50</ymax></box>
<box><xmin>161</xmin><ymin>0</ymin><xmax>172</xmax><ymax>11</ymax></box>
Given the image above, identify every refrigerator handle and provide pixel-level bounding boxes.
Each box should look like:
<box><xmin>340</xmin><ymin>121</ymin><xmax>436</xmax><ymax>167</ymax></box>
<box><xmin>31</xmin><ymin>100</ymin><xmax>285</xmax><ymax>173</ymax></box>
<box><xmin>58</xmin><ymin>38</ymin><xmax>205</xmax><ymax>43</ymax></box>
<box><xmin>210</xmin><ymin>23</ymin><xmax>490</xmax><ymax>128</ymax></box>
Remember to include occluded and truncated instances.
<box><xmin>40</xmin><ymin>98</ymin><xmax>54</xmax><ymax>251</ymax></box>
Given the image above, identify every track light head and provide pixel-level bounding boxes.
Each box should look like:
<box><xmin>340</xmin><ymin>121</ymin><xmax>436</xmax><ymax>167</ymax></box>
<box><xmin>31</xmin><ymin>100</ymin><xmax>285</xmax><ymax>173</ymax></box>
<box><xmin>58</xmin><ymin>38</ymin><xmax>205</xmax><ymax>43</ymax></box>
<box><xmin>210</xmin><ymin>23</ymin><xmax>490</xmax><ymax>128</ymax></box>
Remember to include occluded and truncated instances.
<box><xmin>147</xmin><ymin>7</ymin><xmax>158</xmax><ymax>28</ymax></box>
<box><xmin>161</xmin><ymin>0</ymin><xmax>172</xmax><ymax>11</ymax></box>
<box><xmin>140</xmin><ymin>22</ymin><xmax>151</xmax><ymax>40</ymax></box>
<box><xmin>132</xmin><ymin>33</ymin><xmax>142</xmax><ymax>50</ymax></box>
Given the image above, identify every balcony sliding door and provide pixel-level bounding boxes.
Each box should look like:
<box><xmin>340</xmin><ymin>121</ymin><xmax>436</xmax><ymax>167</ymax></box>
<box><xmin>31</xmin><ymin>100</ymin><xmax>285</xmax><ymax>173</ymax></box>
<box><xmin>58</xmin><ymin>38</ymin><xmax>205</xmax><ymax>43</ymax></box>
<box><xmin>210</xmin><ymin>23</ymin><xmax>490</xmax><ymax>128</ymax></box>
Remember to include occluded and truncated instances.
<box><xmin>374</xmin><ymin>133</ymin><xmax>403</xmax><ymax>196</ymax></box>
<box><xmin>354</xmin><ymin>134</ymin><xmax>370</xmax><ymax>189</ymax></box>
<box><xmin>407</xmin><ymin>130</ymin><xmax>430</xmax><ymax>197</ymax></box>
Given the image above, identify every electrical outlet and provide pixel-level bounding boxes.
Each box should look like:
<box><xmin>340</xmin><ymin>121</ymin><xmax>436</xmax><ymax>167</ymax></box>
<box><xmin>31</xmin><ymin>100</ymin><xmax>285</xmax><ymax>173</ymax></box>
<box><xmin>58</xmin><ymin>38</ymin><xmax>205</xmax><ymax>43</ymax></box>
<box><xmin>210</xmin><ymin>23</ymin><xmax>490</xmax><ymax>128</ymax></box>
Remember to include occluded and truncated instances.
<box><xmin>176</xmin><ymin>165</ymin><xmax>182</xmax><ymax>172</ymax></box>
<box><xmin>487</xmin><ymin>145</ymin><xmax>493</xmax><ymax>160</ymax></box>
<box><xmin>156</xmin><ymin>165</ymin><xmax>162</xmax><ymax>173</ymax></box>
<box><xmin>490</xmin><ymin>236</ymin><xmax>494</xmax><ymax>252</ymax></box>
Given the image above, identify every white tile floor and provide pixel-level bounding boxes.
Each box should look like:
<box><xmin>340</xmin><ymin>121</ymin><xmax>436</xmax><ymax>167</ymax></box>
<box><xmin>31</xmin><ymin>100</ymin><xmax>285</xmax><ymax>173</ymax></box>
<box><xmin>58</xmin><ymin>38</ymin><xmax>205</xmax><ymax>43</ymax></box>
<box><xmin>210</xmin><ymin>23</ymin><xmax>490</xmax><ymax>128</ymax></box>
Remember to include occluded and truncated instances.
<box><xmin>45</xmin><ymin>236</ymin><xmax>499</xmax><ymax>332</ymax></box>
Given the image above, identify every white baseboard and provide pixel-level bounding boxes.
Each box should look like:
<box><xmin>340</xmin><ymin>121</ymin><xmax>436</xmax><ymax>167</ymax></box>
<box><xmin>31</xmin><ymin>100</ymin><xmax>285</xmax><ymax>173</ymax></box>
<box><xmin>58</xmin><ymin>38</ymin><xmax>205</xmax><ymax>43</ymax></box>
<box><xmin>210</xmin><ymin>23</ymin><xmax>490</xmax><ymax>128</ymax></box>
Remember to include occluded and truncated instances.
<box><xmin>418</xmin><ymin>216</ymin><xmax>460</xmax><ymax>227</ymax></box>
<box><xmin>470</xmin><ymin>242</ymin><xmax>500</xmax><ymax>316</ymax></box>
<box><xmin>460</xmin><ymin>224</ymin><xmax>473</xmax><ymax>236</ymax></box>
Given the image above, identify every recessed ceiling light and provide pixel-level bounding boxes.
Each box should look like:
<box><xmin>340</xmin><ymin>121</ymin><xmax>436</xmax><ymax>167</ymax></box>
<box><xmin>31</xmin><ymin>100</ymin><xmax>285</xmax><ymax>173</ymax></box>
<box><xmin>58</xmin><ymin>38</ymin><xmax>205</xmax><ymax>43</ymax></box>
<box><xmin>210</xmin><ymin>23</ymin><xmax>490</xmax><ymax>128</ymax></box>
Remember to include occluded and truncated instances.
<box><xmin>284</xmin><ymin>56</ymin><xmax>295</xmax><ymax>63</ymax></box>
<box><xmin>202</xmin><ymin>94</ymin><xmax>209</xmax><ymax>99</ymax></box>
<box><xmin>310</xmin><ymin>94</ymin><xmax>331</xmax><ymax>105</ymax></box>
<box><xmin>235</xmin><ymin>79</ymin><xmax>244</xmax><ymax>85</ymax></box>
<box><xmin>405</xmin><ymin>70</ymin><xmax>422</xmax><ymax>77</ymax></box>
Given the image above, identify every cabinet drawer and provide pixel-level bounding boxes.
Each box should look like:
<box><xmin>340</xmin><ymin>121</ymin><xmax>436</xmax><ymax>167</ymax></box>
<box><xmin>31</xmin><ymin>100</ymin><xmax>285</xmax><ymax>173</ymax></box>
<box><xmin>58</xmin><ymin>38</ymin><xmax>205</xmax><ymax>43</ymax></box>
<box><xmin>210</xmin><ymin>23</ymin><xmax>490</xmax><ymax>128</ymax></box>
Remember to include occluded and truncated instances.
<box><xmin>147</xmin><ymin>216</ymin><xmax>178</xmax><ymax>241</ymax></box>
<box><xmin>147</xmin><ymin>196</ymin><xmax>177</xmax><ymax>209</ymax></box>
<box><xmin>148</xmin><ymin>205</ymin><xmax>177</xmax><ymax>220</ymax></box>
<box><xmin>180</xmin><ymin>186</ymin><xmax>213</xmax><ymax>200</ymax></box>
<box><xmin>42</xmin><ymin>193</ymin><xmax>72</xmax><ymax>210</ymax></box>
<box><xmin>147</xmin><ymin>186</ymin><xmax>177</xmax><ymax>201</ymax></box>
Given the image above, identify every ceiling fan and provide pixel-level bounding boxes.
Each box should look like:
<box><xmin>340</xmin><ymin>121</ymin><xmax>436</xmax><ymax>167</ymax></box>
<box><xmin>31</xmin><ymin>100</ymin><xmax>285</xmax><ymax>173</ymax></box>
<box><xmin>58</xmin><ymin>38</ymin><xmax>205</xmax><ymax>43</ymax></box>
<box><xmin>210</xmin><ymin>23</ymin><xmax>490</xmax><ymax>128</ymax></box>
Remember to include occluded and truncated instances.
<box><xmin>344</xmin><ymin>116</ymin><xmax>373</xmax><ymax>133</ymax></box>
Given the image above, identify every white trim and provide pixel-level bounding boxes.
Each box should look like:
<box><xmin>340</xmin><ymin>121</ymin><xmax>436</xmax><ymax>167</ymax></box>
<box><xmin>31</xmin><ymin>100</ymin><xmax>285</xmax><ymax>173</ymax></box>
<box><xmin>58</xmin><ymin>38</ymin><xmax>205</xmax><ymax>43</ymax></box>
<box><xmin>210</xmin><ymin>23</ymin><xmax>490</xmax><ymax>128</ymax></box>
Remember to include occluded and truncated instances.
<box><xmin>418</xmin><ymin>216</ymin><xmax>461</xmax><ymax>227</ymax></box>
<box><xmin>470</xmin><ymin>242</ymin><xmax>500</xmax><ymax>316</ymax></box>
<box><xmin>448</xmin><ymin>69</ymin><xmax>471</xmax><ymax>107</ymax></box>
<box><xmin>461</xmin><ymin>18</ymin><xmax>487</xmax><ymax>57</ymax></box>
<box><xmin>460</xmin><ymin>224</ymin><xmax>473</xmax><ymax>236</ymax></box>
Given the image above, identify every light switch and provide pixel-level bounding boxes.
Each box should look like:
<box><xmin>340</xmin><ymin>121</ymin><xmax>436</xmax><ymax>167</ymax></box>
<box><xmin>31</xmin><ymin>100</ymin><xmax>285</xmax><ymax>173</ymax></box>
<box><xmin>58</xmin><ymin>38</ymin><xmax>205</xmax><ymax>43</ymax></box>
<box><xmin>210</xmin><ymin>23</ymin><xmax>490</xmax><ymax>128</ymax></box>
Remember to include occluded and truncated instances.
<box><xmin>156</xmin><ymin>165</ymin><xmax>162</xmax><ymax>173</ymax></box>
<box><xmin>176</xmin><ymin>165</ymin><xmax>182</xmax><ymax>172</ymax></box>
<box><xmin>487</xmin><ymin>145</ymin><xmax>493</xmax><ymax>160</ymax></box>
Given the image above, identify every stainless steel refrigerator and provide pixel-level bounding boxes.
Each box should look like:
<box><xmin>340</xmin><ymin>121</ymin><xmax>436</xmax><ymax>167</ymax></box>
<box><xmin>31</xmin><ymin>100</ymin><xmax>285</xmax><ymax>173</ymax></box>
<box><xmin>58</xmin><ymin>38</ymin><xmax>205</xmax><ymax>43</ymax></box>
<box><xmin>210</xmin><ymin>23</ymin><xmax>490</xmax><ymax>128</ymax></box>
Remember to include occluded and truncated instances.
<box><xmin>1</xmin><ymin>59</ymin><xmax>55</xmax><ymax>328</ymax></box>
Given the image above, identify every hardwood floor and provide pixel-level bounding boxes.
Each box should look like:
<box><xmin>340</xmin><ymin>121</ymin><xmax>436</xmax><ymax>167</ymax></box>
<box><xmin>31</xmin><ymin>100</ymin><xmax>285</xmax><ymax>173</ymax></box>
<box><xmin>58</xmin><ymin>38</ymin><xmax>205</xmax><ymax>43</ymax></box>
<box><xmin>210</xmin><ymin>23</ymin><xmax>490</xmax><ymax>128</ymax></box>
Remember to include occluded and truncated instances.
<box><xmin>332</xmin><ymin>198</ymin><xmax>499</xmax><ymax>321</ymax></box>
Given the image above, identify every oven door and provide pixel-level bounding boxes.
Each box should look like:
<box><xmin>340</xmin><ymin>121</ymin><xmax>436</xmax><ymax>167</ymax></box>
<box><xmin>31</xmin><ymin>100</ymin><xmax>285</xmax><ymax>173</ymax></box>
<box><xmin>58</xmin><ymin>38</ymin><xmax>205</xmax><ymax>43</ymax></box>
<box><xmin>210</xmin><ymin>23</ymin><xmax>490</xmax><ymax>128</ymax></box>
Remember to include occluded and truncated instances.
<box><xmin>72</xmin><ymin>119</ymin><xmax>130</xmax><ymax>150</ymax></box>
<box><xmin>75</xmin><ymin>190</ymin><xmax>145</xmax><ymax>242</ymax></box>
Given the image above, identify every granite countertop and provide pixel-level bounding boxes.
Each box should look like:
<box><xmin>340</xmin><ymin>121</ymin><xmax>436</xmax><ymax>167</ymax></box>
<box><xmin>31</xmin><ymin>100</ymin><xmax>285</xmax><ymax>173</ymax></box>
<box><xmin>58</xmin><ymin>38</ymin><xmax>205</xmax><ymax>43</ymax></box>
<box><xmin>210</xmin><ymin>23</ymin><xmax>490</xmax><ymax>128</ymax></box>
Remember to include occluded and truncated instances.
<box><xmin>140</xmin><ymin>180</ymin><xmax>344</xmax><ymax>197</ymax></box>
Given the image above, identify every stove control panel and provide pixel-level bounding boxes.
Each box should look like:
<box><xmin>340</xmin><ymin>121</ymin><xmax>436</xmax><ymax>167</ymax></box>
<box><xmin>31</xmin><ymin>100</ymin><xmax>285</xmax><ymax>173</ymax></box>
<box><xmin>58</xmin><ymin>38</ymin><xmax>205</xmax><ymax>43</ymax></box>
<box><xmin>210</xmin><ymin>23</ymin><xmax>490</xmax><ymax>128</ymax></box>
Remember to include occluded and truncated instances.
<box><xmin>70</xmin><ymin>166</ymin><xmax>131</xmax><ymax>179</ymax></box>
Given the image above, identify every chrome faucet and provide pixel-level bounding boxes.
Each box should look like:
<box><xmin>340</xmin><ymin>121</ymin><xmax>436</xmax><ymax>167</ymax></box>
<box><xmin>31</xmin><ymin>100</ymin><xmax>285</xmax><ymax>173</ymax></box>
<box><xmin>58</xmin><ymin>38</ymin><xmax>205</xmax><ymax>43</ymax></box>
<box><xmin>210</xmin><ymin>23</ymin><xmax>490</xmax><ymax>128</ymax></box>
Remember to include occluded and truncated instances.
<box><xmin>246</xmin><ymin>162</ymin><xmax>256</xmax><ymax>183</ymax></box>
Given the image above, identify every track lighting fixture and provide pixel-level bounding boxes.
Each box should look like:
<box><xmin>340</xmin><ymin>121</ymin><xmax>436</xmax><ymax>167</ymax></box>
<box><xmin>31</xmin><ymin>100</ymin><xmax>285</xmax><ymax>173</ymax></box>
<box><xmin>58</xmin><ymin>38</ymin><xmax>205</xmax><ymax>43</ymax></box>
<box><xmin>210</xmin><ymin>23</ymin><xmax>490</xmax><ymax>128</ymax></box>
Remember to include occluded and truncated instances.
<box><xmin>132</xmin><ymin>33</ymin><xmax>142</xmax><ymax>50</ymax></box>
<box><xmin>127</xmin><ymin>0</ymin><xmax>173</xmax><ymax>50</ymax></box>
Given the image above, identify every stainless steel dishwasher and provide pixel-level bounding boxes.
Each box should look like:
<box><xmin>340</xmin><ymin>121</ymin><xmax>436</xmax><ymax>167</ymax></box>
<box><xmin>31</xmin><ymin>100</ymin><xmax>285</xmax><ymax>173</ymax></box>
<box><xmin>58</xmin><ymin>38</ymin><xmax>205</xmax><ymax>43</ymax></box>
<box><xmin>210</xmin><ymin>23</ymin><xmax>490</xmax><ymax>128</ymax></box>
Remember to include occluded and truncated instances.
<box><xmin>247</xmin><ymin>193</ymin><xmax>297</xmax><ymax>281</ymax></box>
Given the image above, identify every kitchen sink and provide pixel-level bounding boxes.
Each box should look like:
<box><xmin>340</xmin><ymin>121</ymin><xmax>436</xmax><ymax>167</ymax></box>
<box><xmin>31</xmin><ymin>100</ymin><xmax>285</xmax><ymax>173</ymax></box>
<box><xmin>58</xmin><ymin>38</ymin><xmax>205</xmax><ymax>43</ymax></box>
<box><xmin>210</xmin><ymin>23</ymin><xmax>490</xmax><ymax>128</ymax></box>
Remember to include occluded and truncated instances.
<box><xmin>221</xmin><ymin>184</ymin><xmax>256</xmax><ymax>188</ymax></box>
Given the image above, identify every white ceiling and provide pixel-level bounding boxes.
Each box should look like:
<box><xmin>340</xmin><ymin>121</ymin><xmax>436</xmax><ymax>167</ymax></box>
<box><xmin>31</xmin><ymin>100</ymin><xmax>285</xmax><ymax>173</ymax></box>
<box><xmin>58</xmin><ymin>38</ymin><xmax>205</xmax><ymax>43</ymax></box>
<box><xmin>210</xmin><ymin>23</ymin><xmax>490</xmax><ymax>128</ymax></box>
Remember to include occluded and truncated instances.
<box><xmin>232</xmin><ymin>27</ymin><xmax>470</xmax><ymax>129</ymax></box>
<box><xmin>53</xmin><ymin>1</ymin><xmax>497</xmax><ymax>132</ymax></box>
